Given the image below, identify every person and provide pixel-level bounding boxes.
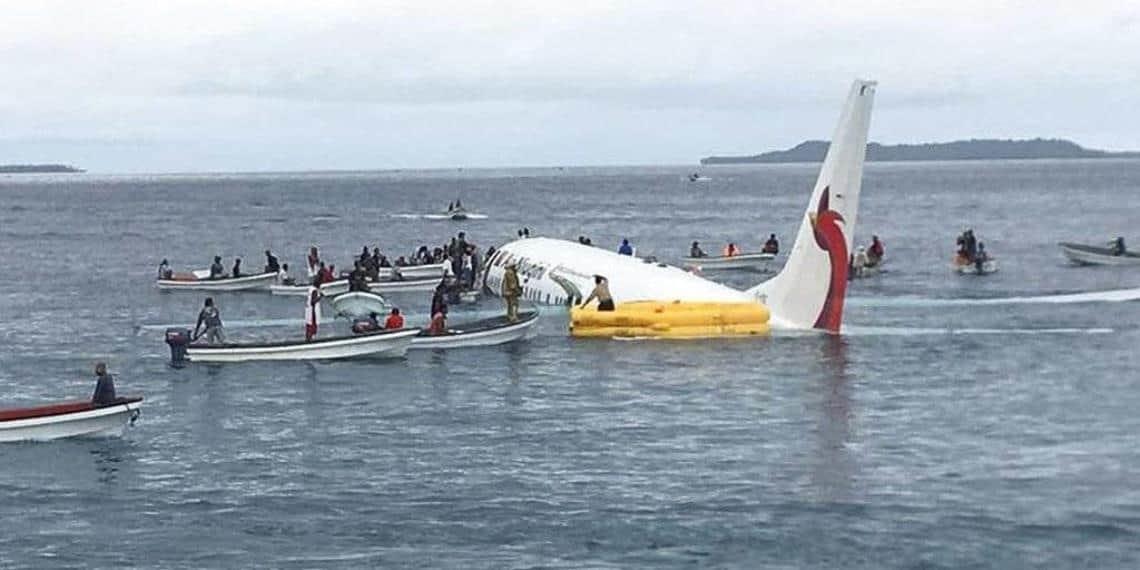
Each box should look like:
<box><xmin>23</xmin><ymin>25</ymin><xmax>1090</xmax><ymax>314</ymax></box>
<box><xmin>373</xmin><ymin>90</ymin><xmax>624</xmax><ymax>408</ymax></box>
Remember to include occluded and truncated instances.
<box><xmin>352</xmin><ymin>312</ymin><xmax>381</xmax><ymax>334</ymax></box>
<box><xmin>209</xmin><ymin>256</ymin><xmax>224</xmax><ymax>279</ymax></box>
<box><xmin>428</xmin><ymin>304</ymin><xmax>448</xmax><ymax>335</ymax></box>
<box><xmin>618</xmin><ymin>239</ymin><xmax>634</xmax><ymax>256</ymax></box>
<box><xmin>91</xmin><ymin>362</ymin><xmax>117</xmax><ymax>406</ymax></box>
<box><xmin>762</xmin><ymin>234</ymin><xmax>779</xmax><ymax>255</ymax></box>
<box><xmin>231</xmin><ymin>258</ymin><xmax>243</xmax><ymax>278</ymax></box>
<box><xmin>964</xmin><ymin>230</ymin><xmax>978</xmax><ymax>261</ymax></box>
<box><xmin>973</xmin><ymin>242</ymin><xmax>991</xmax><ymax>273</ymax></box>
<box><xmin>307</xmin><ymin>246</ymin><xmax>321</xmax><ymax>280</ymax></box>
<box><xmin>853</xmin><ymin>246</ymin><xmax>869</xmax><ymax>276</ymax></box>
<box><xmin>278</xmin><ymin>263</ymin><xmax>295</xmax><ymax>286</ymax></box>
<box><xmin>517</xmin><ymin>229</ymin><xmax>525</xmax><ymax>239</ymax></box>
<box><xmin>318</xmin><ymin>262</ymin><xmax>335</xmax><ymax>284</ymax></box>
<box><xmin>448</xmin><ymin>201</ymin><xmax>455</xmax><ymax>212</ymax></box>
<box><xmin>502</xmin><ymin>263</ymin><xmax>522</xmax><ymax>322</ymax></box>
<box><xmin>690</xmin><ymin>241</ymin><xmax>706</xmax><ymax>258</ymax></box>
<box><xmin>723</xmin><ymin>243</ymin><xmax>740</xmax><ymax>257</ymax></box>
<box><xmin>867</xmin><ymin>235</ymin><xmax>884</xmax><ymax>266</ymax></box>
<box><xmin>581</xmin><ymin>275</ymin><xmax>614</xmax><ymax>311</ymax></box>
<box><xmin>359</xmin><ymin>246</ymin><xmax>372</xmax><ymax>265</ymax></box>
<box><xmin>264</xmin><ymin>250</ymin><xmax>280</xmax><ymax>273</ymax></box>
<box><xmin>1110</xmin><ymin>236</ymin><xmax>1126</xmax><ymax>256</ymax></box>
<box><xmin>305</xmin><ymin>280</ymin><xmax>323</xmax><ymax>342</ymax></box>
<box><xmin>193</xmin><ymin>297</ymin><xmax>225</xmax><ymax>344</ymax></box>
<box><xmin>460</xmin><ymin>252</ymin><xmax>474</xmax><ymax>289</ymax></box>
<box><xmin>523</xmin><ymin>228</ymin><xmax>531</xmax><ymax>238</ymax></box>
<box><xmin>158</xmin><ymin>259</ymin><xmax>172</xmax><ymax>279</ymax></box>
<box><xmin>384</xmin><ymin>307</ymin><xmax>405</xmax><ymax>329</ymax></box>
<box><xmin>456</xmin><ymin>198</ymin><xmax>463</xmax><ymax>210</ymax></box>
<box><xmin>348</xmin><ymin>262</ymin><xmax>370</xmax><ymax>292</ymax></box>
<box><xmin>430</xmin><ymin>284</ymin><xmax>447</xmax><ymax>317</ymax></box>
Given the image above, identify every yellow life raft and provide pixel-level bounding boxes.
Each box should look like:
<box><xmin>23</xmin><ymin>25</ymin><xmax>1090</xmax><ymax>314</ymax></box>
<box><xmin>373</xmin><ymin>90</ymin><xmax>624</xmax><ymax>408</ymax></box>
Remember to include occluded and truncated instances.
<box><xmin>570</xmin><ymin>300</ymin><xmax>771</xmax><ymax>339</ymax></box>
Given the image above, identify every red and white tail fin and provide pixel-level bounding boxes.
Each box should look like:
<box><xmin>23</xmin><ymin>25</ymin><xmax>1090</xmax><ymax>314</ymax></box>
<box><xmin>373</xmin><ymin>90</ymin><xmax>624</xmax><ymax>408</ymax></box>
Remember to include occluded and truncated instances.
<box><xmin>748</xmin><ymin>80</ymin><xmax>876</xmax><ymax>333</ymax></box>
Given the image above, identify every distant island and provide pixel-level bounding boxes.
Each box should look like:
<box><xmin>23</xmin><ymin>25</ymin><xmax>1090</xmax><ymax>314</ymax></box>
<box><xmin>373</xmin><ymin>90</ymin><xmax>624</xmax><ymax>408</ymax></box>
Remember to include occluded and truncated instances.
<box><xmin>700</xmin><ymin>138</ymin><xmax>1140</xmax><ymax>165</ymax></box>
<box><xmin>0</xmin><ymin>164</ymin><xmax>85</xmax><ymax>173</ymax></box>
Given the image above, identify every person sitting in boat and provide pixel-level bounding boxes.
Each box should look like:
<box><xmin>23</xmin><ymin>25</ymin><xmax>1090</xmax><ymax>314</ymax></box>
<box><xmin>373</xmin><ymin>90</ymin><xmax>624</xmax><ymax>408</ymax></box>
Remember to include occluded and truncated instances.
<box><xmin>278</xmin><ymin>263</ymin><xmax>295</xmax><ymax>286</ymax></box>
<box><xmin>867</xmin><ymin>235</ymin><xmax>884</xmax><ymax>266</ymax></box>
<box><xmin>193</xmin><ymin>297</ymin><xmax>225</xmax><ymax>344</ymax></box>
<box><xmin>581</xmin><ymin>275</ymin><xmax>615</xmax><ymax>311</ymax></box>
<box><xmin>348</xmin><ymin>262</ymin><xmax>370</xmax><ymax>292</ymax></box>
<box><xmin>723</xmin><ymin>243</ymin><xmax>740</xmax><ymax>257</ymax></box>
<box><xmin>158</xmin><ymin>259</ymin><xmax>173</xmax><ymax>280</ymax></box>
<box><xmin>455</xmin><ymin>199</ymin><xmax>463</xmax><ymax>210</ymax></box>
<box><xmin>964</xmin><ymin>230</ymin><xmax>978</xmax><ymax>261</ymax></box>
<box><xmin>318</xmin><ymin>262</ymin><xmax>336</xmax><ymax>284</ymax></box>
<box><xmin>352</xmin><ymin>312</ymin><xmax>381</xmax><ymax>334</ymax></box>
<box><xmin>853</xmin><ymin>246</ymin><xmax>870</xmax><ymax>276</ymax></box>
<box><xmin>384</xmin><ymin>308</ymin><xmax>405</xmax><ymax>330</ymax></box>
<box><xmin>428</xmin><ymin>304</ymin><xmax>448</xmax><ymax>335</ymax></box>
<box><xmin>231</xmin><ymin>258</ymin><xmax>243</xmax><ymax>278</ymax></box>
<box><xmin>209</xmin><ymin>256</ymin><xmax>225</xmax><ymax>279</ymax></box>
<box><xmin>974</xmin><ymin>242</ymin><xmax>990</xmax><ymax>273</ymax></box>
<box><xmin>305</xmin><ymin>282</ymin><xmax>323</xmax><ymax>342</ymax></box>
<box><xmin>762</xmin><ymin>234</ymin><xmax>779</xmax><ymax>255</ymax></box>
<box><xmin>618</xmin><ymin>239</ymin><xmax>634</xmax><ymax>256</ymax></box>
<box><xmin>92</xmin><ymin>361</ymin><xmax>117</xmax><ymax>406</ymax></box>
<box><xmin>264</xmin><ymin>250</ymin><xmax>280</xmax><ymax>274</ymax></box>
<box><xmin>1110</xmin><ymin>236</ymin><xmax>1126</xmax><ymax>256</ymax></box>
<box><xmin>360</xmin><ymin>246</ymin><xmax>372</xmax><ymax>265</ymax></box>
<box><xmin>690</xmin><ymin>241</ymin><xmax>706</xmax><ymax>258</ymax></box>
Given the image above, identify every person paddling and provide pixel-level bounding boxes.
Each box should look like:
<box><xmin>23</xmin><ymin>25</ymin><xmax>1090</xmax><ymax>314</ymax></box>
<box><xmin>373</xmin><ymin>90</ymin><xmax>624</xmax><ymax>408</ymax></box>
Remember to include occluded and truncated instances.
<box><xmin>193</xmin><ymin>297</ymin><xmax>225</xmax><ymax>344</ymax></box>
<box><xmin>91</xmin><ymin>362</ymin><xmax>117</xmax><ymax>406</ymax></box>
<box><xmin>581</xmin><ymin>275</ymin><xmax>615</xmax><ymax>311</ymax></box>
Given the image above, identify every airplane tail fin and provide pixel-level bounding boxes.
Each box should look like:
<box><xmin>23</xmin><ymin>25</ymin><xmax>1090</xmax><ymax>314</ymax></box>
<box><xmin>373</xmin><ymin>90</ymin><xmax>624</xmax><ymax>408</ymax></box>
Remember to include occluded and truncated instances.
<box><xmin>748</xmin><ymin>79</ymin><xmax>877</xmax><ymax>333</ymax></box>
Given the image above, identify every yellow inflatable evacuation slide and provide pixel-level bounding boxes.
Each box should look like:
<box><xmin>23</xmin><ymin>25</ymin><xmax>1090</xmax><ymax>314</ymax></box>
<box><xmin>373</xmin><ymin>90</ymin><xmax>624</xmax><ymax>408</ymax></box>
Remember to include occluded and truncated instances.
<box><xmin>570</xmin><ymin>301</ymin><xmax>771</xmax><ymax>339</ymax></box>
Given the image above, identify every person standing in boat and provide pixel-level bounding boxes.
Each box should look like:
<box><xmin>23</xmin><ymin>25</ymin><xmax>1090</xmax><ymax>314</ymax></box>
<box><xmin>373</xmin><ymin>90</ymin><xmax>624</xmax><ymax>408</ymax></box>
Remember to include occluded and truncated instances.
<box><xmin>581</xmin><ymin>275</ymin><xmax>615</xmax><ymax>311</ymax></box>
<box><xmin>231</xmin><ymin>258</ymin><xmax>243</xmax><ymax>278</ymax></box>
<box><xmin>158</xmin><ymin>259</ymin><xmax>172</xmax><ymax>280</ymax></box>
<box><xmin>209</xmin><ymin>256</ymin><xmax>225</xmax><ymax>279</ymax></box>
<box><xmin>690</xmin><ymin>241</ymin><xmax>706</xmax><ymax>258</ymax></box>
<box><xmin>92</xmin><ymin>362</ymin><xmax>117</xmax><ymax>406</ymax></box>
<box><xmin>305</xmin><ymin>280</ymin><xmax>323</xmax><ymax>342</ymax></box>
<box><xmin>278</xmin><ymin>263</ymin><xmax>295</xmax><ymax>286</ymax></box>
<box><xmin>762</xmin><ymin>234</ymin><xmax>779</xmax><ymax>255</ymax></box>
<box><xmin>502</xmin><ymin>263</ymin><xmax>522</xmax><ymax>322</ymax></box>
<box><xmin>264</xmin><ymin>250</ymin><xmax>280</xmax><ymax>274</ymax></box>
<box><xmin>307</xmin><ymin>246</ymin><xmax>321</xmax><ymax>280</ymax></box>
<box><xmin>193</xmin><ymin>297</ymin><xmax>225</xmax><ymax>344</ymax></box>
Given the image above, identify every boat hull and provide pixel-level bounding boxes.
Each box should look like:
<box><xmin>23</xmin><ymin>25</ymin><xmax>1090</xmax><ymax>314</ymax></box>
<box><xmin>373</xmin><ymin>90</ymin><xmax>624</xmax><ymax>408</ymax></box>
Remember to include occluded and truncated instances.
<box><xmin>0</xmin><ymin>398</ymin><xmax>143</xmax><ymax>443</ymax></box>
<box><xmin>682</xmin><ymin>252</ymin><xmax>775</xmax><ymax>271</ymax></box>
<box><xmin>953</xmin><ymin>259</ymin><xmax>999</xmax><ymax>275</ymax></box>
<box><xmin>371</xmin><ymin>277</ymin><xmax>441</xmax><ymax>293</ymax></box>
<box><xmin>157</xmin><ymin>272</ymin><xmax>277</xmax><ymax>291</ymax></box>
<box><xmin>378</xmin><ymin>262</ymin><xmax>447</xmax><ymax>280</ymax></box>
<box><xmin>330</xmin><ymin>291</ymin><xmax>389</xmax><ymax>317</ymax></box>
<box><xmin>186</xmin><ymin>329</ymin><xmax>418</xmax><ymax>362</ymax></box>
<box><xmin>1059</xmin><ymin>243</ymin><xmax>1140</xmax><ymax>266</ymax></box>
<box><xmin>271</xmin><ymin>280</ymin><xmax>350</xmax><ymax>296</ymax></box>
<box><xmin>410</xmin><ymin>311</ymin><xmax>539</xmax><ymax>349</ymax></box>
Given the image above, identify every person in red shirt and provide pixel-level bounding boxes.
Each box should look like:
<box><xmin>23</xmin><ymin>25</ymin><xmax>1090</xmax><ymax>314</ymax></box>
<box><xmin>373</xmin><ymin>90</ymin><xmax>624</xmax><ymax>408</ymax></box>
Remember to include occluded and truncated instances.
<box><xmin>867</xmin><ymin>235</ymin><xmax>885</xmax><ymax>267</ymax></box>
<box><xmin>384</xmin><ymin>308</ymin><xmax>405</xmax><ymax>329</ymax></box>
<box><xmin>428</xmin><ymin>305</ymin><xmax>447</xmax><ymax>335</ymax></box>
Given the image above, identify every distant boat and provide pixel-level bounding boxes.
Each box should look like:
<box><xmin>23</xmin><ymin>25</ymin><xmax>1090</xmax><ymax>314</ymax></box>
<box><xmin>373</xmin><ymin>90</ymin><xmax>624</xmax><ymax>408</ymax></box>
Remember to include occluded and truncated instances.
<box><xmin>687</xmin><ymin>173</ymin><xmax>711</xmax><ymax>182</ymax></box>
<box><xmin>1059</xmin><ymin>242</ymin><xmax>1140</xmax><ymax>266</ymax></box>
<box><xmin>682</xmin><ymin>252</ymin><xmax>775</xmax><ymax>271</ymax></box>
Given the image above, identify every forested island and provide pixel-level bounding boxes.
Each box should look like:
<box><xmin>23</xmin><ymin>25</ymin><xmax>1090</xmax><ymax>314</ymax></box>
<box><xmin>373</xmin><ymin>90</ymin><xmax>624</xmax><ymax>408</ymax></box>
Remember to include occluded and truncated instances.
<box><xmin>700</xmin><ymin>139</ymin><xmax>1140</xmax><ymax>165</ymax></box>
<box><xmin>0</xmin><ymin>164</ymin><xmax>85</xmax><ymax>173</ymax></box>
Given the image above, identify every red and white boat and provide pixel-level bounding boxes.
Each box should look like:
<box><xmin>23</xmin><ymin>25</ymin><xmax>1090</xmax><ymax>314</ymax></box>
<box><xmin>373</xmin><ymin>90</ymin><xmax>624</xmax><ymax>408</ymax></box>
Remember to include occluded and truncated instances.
<box><xmin>0</xmin><ymin>397</ymin><xmax>143</xmax><ymax>443</ymax></box>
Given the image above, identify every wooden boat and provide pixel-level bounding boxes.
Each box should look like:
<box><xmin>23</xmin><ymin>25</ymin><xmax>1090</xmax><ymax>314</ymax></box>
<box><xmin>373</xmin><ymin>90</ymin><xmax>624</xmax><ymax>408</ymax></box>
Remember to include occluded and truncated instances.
<box><xmin>0</xmin><ymin>397</ymin><xmax>143</xmax><ymax>443</ymax></box>
<box><xmin>1059</xmin><ymin>242</ymin><xmax>1140</xmax><ymax>266</ymax></box>
<box><xmin>157</xmin><ymin>270</ymin><xmax>277</xmax><ymax>291</ymax></box>
<box><xmin>410</xmin><ymin>311</ymin><xmax>539</xmax><ymax>349</ymax></box>
<box><xmin>681</xmin><ymin>252</ymin><xmax>775</xmax><ymax>271</ymax></box>
<box><xmin>181</xmin><ymin>328</ymin><xmax>418</xmax><ymax>363</ymax></box>
<box><xmin>330</xmin><ymin>291</ymin><xmax>389</xmax><ymax>317</ymax></box>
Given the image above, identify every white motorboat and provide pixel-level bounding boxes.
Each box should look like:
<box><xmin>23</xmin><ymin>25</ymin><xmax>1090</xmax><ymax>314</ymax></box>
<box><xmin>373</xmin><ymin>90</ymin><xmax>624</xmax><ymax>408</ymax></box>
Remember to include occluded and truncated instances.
<box><xmin>953</xmin><ymin>258</ymin><xmax>999</xmax><ymax>275</ymax></box>
<box><xmin>330</xmin><ymin>291</ymin><xmax>389</xmax><ymax>318</ymax></box>
<box><xmin>157</xmin><ymin>271</ymin><xmax>277</xmax><ymax>291</ymax></box>
<box><xmin>1059</xmin><ymin>242</ymin><xmax>1140</xmax><ymax>266</ymax></box>
<box><xmin>371</xmin><ymin>277</ymin><xmax>441</xmax><ymax>293</ymax></box>
<box><xmin>681</xmin><ymin>252</ymin><xmax>775</xmax><ymax>271</ymax></box>
<box><xmin>0</xmin><ymin>397</ymin><xmax>143</xmax><ymax>443</ymax></box>
<box><xmin>179</xmin><ymin>328</ymin><xmax>419</xmax><ymax>363</ymax></box>
<box><xmin>378</xmin><ymin>262</ymin><xmax>447</xmax><ymax>280</ymax></box>
<box><xmin>270</xmin><ymin>280</ymin><xmax>350</xmax><ymax>297</ymax></box>
<box><xmin>410</xmin><ymin>310</ymin><xmax>539</xmax><ymax>350</ymax></box>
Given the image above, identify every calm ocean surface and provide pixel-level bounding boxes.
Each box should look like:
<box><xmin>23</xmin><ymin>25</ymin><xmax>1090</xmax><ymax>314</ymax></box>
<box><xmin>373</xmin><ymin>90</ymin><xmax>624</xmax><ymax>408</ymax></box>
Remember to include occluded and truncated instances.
<box><xmin>1</xmin><ymin>160</ymin><xmax>1139</xmax><ymax>568</ymax></box>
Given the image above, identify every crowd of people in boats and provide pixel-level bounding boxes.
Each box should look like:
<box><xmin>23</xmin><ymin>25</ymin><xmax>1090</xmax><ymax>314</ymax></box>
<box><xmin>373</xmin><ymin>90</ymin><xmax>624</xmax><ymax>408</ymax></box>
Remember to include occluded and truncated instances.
<box><xmin>953</xmin><ymin>229</ymin><xmax>993</xmax><ymax>271</ymax></box>
<box><xmin>850</xmin><ymin>235</ymin><xmax>885</xmax><ymax>277</ymax></box>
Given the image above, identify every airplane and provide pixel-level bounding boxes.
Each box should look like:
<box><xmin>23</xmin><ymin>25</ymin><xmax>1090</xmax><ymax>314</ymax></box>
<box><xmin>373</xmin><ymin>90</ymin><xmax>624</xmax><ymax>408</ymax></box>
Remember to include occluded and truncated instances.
<box><xmin>480</xmin><ymin>79</ymin><xmax>877</xmax><ymax>335</ymax></box>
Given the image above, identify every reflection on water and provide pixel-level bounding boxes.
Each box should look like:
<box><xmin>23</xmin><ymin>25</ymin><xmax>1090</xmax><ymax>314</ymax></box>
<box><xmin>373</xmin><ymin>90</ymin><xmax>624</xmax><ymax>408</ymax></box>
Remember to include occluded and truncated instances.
<box><xmin>811</xmin><ymin>336</ymin><xmax>855</xmax><ymax>501</ymax></box>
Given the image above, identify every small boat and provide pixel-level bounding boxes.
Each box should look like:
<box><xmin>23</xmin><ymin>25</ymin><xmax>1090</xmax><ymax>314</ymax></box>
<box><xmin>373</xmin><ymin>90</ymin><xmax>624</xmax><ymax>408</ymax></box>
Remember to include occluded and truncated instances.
<box><xmin>449</xmin><ymin>208</ymin><xmax>470</xmax><ymax>221</ymax></box>
<box><xmin>378</xmin><ymin>262</ymin><xmax>447</xmax><ymax>280</ymax></box>
<box><xmin>410</xmin><ymin>310</ymin><xmax>539</xmax><ymax>349</ymax></box>
<box><xmin>687</xmin><ymin>173</ymin><xmax>711</xmax><ymax>182</ymax></box>
<box><xmin>270</xmin><ymin>280</ymin><xmax>350</xmax><ymax>297</ymax></box>
<box><xmin>157</xmin><ymin>271</ymin><xmax>277</xmax><ymax>291</ymax></box>
<box><xmin>371</xmin><ymin>277</ymin><xmax>442</xmax><ymax>293</ymax></box>
<box><xmin>177</xmin><ymin>328</ymin><xmax>419</xmax><ymax>363</ymax></box>
<box><xmin>1059</xmin><ymin>242</ymin><xmax>1140</xmax><ymax>266</ymax></box>
<box><xmin>952</xmin><ymin>257</ymin><xmax>999</xmax><ymax>275</ymax></box>
<box><xmin>681</xmin><ymin>252</ymin><xmax>775</xmax><ymax>271</ymax></box>
<box><xmin>0</xmin><ymin>397</ymin><xmax>143</xmax><ymax>443</ymax></box>
<box><xmin>330</xmin><ymin>291</ymin><xmax>389</xmax><ymax>318</ymax></box>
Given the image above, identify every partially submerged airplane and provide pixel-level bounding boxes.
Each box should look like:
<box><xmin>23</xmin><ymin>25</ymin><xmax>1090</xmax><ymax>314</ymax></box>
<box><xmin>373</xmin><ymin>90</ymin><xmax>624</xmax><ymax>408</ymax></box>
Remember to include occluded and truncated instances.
<box><xmin>481</xmin><ymin>79</ymin><xmax>877</xmax><ymax>337</ymax></box>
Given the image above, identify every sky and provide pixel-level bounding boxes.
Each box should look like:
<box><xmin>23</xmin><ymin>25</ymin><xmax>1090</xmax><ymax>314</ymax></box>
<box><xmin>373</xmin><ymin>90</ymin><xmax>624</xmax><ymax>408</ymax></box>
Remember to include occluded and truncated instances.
<box><xmin>1</xmin><ymin>0</ymin><xmax>1137</xmax><ymax>173</ymax></box>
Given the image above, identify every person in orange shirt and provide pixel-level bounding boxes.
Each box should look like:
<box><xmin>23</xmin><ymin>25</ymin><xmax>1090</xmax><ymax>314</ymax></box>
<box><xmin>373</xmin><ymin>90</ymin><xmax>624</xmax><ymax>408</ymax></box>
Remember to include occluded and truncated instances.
<box><xmin>723</xmin><ymin>242</ymin><xmax>740</xmax><ymax>257</ymax></box>
<box><xmin>384</xmin><ymin>308</ymin><xmax>405</xmax><ymax>329</ymax></box>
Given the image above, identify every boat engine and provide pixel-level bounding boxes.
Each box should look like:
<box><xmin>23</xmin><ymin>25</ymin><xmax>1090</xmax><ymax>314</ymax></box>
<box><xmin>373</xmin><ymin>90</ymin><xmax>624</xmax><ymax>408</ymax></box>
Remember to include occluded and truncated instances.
<box><xmin>165</xmin><ymin>328</ymin><xmax>192</xmax><ymax>368</ymax></box>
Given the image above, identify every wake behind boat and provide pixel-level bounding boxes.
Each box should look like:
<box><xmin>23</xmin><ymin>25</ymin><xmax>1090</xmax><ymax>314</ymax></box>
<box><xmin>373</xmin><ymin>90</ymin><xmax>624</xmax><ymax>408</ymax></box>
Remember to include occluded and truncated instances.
<box><xmin>410</xmin><ymin>310</ymin><xmax>539</xmax><ymax>349</ymax></box>
<box><xmin>1059</xmin><ymin>241</ymin><xmax>1140</xmax><ymax>266</ymax></box>
<box><xmin>167</xmin><ymin>327</ymin><xmax>418</xmax><ymax>363</ymax></box>
<box><xmin>0</xmin><ymin>397</ymin><xmax>143</xmax><ymax>443</ymax></box>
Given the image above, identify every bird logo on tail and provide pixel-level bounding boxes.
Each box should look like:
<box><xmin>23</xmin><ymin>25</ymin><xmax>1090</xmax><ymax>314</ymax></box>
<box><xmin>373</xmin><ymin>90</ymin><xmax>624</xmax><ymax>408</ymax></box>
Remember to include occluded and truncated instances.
<box><xmin>809</xmin><ymin>187</ymin><xmax>848</xmax><ymax>332</ymax></box>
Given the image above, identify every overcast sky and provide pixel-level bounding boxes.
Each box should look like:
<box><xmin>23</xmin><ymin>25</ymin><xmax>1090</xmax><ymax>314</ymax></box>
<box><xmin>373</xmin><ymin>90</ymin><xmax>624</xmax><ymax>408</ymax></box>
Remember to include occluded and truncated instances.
<box><xmin>1</xmin><ymin>0</ymin><xmax>1137</xmax><ymax>172</ymax></box>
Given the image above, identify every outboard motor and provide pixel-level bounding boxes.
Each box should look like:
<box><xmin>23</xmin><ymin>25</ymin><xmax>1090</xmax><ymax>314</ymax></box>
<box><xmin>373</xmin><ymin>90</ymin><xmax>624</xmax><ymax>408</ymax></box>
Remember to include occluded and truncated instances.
<box><xmin>165</xmin><ymin>328</ymin><xmax>192</xmax><ymax>368</ymax></box>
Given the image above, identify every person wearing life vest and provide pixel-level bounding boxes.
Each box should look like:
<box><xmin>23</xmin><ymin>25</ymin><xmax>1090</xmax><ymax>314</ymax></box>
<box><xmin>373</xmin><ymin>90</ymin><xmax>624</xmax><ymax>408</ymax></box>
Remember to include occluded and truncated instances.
<box><xmin>305</xmin><ymin>279</ymin><xmax>323</xmax><ymax>342</ymax></box>
<box><xmin>723</xmin><ymin>243</ymin><xmax>740</xmax><ymax>257</ymax></box>
<box><xmin>384</xmin><ymin>308</ymin><xmax>405</xmax><ymax>329</ymax></box>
